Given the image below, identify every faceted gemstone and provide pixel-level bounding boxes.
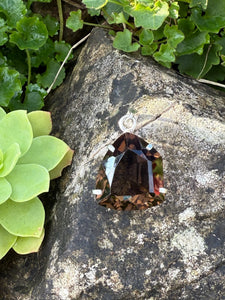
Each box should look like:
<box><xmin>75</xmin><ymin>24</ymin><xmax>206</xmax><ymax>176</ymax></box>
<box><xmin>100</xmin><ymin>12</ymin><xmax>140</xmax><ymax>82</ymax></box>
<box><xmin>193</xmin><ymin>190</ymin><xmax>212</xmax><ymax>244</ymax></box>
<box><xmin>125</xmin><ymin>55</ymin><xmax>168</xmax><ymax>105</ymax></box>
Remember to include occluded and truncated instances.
<box><xmin>95</xmin><ymin>133</ymin><xmax>164</xmax><ymax>211</ymax></box>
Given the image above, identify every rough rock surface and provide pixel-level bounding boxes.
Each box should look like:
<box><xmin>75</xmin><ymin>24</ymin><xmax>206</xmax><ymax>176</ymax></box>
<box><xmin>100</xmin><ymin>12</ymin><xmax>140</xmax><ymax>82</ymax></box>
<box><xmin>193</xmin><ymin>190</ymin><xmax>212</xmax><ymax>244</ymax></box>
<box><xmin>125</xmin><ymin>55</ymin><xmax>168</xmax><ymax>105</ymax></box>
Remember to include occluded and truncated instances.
<box><xmin>1</xmin><ymin>28</ymin><xmax>225</xmax><ymax>300</ymax></box>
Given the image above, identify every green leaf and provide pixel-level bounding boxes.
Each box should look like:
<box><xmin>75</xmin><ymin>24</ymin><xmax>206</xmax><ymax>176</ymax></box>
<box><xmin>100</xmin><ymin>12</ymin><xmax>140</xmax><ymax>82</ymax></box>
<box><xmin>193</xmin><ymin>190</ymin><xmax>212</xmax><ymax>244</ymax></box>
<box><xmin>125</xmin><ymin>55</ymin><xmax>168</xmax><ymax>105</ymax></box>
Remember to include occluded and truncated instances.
<box><xmin>0</xmin><ymin>0</ymin><xmax>27</xmax><ymax>27</ymax></box>
<box><xmin>178</xmin><ymin>18</ymin><xmax>195</xmax><ymax>36</ymax></box>
<box><xmin>23</xmin><ymin>84</ymin><xmax>47</xmax><ymax>112</ymax></box>
<box><xmin>190</xmin><ymin>0</ymin><xmax>208</xmax><ymax>10</ymax></box>
<box><xmin>66</xmin><ymin>10</ymin><xmax>83</xmax><ymax>32</ymax></box>
<box><xmin>6</xmin><ymin>164</ymin><xmax>50</xmax><ymax>202</ymax></box>
<box><xmin>10</xmin><ymin>16</ymin><xmax>48</xmax><ymax>50</ymax></box>
<box><xmin>49</xmin><ymin>148</ymin><xmax>74</xmax><ymax>179</ymax></box>
<box><xmin>153</xmin><ymin>44</ymin><xmax>176</xmax><ymax>62</ymax></box>
<box><xmin>176</xmin><ymin>44</ymin><xmax>221</xmax><ymax>78</ymax></box>
<box><xmin>0</xmin><ymin>18</ymin><xmax>8</xmax><ymax>46</ymax></box>
<box><xmin>205</xmin><ymin>65</ymin><xmax>225</xmax><ymax>81</ymax></box>
<box><xmin>0</xmin><ymin>67</ymin><xmax>21</xmax><ymax>107</ymax></box>
<box><xmin>0</xmin><ymin>143</ymin><xmax>21</xmax><ymax>177</ymax></box>
<box><xmin>43</xmin><ymin>14</ymin><xmax>59</xmax><ymax>37</ymax></box>
<box><xmin>215</xmin><ymin>37</ymin><xmax>225</xmax><ymax>55</ymax></box>
<box><xmin>176</xmin><ymin>31</ymin><xmax>210</xmax><ymax>55</ymax></box>
<box><xmin>82</xmin><ymin>0</ymin><xmax>108</xmax><ymax>9</ymax></box>
<box><xmin>203</xmin><ymin>0</ymin><xmax>225</xmax><ymax>16</ymax></box>
<box><xmin>18</xmin><ymin>136</ymin><xmax>71</xmax><ymax>171</ymax></box>
<box><xmin>36</xmin><ymin>59</ymin><xmax>65</xmax><ymax>89</ymax></box>
<box><xmin>108</xmin><ymin>12</ymin><xmax>127</xmax><ymax>25</ymax></box>
<box><xmin>126</xmin><ymin>1</ymin><xmax>169</xmax><ymax>30</ymax></box>
<box><xmin>0</xmin><ymin>225</ymin><xmax>17</xmax><ymax>259</ymax></box>
<box><xmin>54</xmin><ymin>41</ymin><xmax>72</xmax><ymax>62</ymax></box>
<box><xmin>0</xmin><ymin>198</ymin><xmax>45</xmax><ymax>237</ymax></box>
<box><xmin>139</xmin><ymin>29</ymin><xmax>154</xmax><ymax>46</ymax></box>
<box><xmin>31</xmin><ymin>38</ymin><xmax>55</xmax><ymax>68</ymax></box>
<box><xmin>0</xmin><ymin>110</ymin><xmax>33</xmax><ymax>155</ymax></box>
<box><xmin>113</xmin><ymin>29</ymin><xmax>140</xmax><ymax>52</ymax></box>
<box><xmin>0</xmin><ymin>178</ymin><xmax>12</xmax><ymax>205</ymax></box>
<box><xmin>169</xmin><ymin>2</ymin><xmax>179</xmax><ymax>19</ymax></box>
<box><xmin>190</xmin><ymin>8</ymin><xmax>225</xmax><ymax>33</ymax></box>
<box><xmin>28</xmin><ymin>111</ymin><xmax>52</xmax><ymax>137</ymax></box>
<box><xmin>141</xmin><ymin>43</ymin><xmax>158</xmax><ymax>56</ymax></box>
<box><xmin>88</xmin><ymin>8</ymin><xmax>101</xmax><ymax>16</ymax></box>
<box><xmin>164</xmin><ymin>24</ymin><xmax>184</xmax><ymax>48</ymax></box>
<box><xmin>0</xmin><ymin>107</ymin><xmax>6</xmax><ymax>120</ymax></box>
<box><xmin>13</xmin><ymin>228</ymin><xmax>44</xmax><ymax>254</ymax></box>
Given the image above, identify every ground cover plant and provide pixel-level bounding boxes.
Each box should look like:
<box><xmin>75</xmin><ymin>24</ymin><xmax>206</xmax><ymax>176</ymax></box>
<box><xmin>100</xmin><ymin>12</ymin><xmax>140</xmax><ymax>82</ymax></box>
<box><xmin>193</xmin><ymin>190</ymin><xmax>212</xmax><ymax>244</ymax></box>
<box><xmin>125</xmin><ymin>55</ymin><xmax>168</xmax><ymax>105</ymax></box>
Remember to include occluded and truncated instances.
<box><xmin>69</xmin><ymin>0</ymin><xmax>225</xmax><ymax>84</ymax></box>
<box><xmin>0</xmin><ymin>108</ymin><xmax>73</xmax><ymax>259</ymax></box>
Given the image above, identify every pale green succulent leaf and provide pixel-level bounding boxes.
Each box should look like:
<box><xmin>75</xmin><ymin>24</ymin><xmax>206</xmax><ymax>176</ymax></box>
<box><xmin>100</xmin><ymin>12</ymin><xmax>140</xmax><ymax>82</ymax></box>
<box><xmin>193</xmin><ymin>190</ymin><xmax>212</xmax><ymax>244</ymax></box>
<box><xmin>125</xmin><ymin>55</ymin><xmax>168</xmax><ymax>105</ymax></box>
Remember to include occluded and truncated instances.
<box><xmin>6</xmin><ymin>164</ymin><xmax>50</xmax><ymax>202</ymax></box>
<box><xmin>0</xmin><ymin>143</ymin><xmax>21</xmax><ymax>177</ymax></box>
<box><xmin>0</xmin><ymin>178</ymin><xmax>12</xmax><ymax>205</ymax></box>
<box><xmin>28</xmin><ymin>111</ymin><xmax>52</xmax><ymax>137</ymax></box>
<box><xmin>50</xmin><ymin>148</ymin><xmax>74</xmax><ymax>179</ymax></box>
<box><xmin>0</xmin><ymin>110</ymin><xmax>33</xmax><ymax>156</ymax></box>
<box><xmin>18</xmin><ymin>136</ymin><xmax>71</xmax><ymax>171</ymax></box>
<box><xmin>13</xmin><ymin>228</ymin><xmax>44</xmax><ymax>254</ymax></box>
<box><xmin>0</xmin><ymin>225</ymin><xmax>17</xmax><ymax>259</ymax></box>
<box><xmin>0</xmin><ymin>107</ymin><xmax>6</xmax><ymax>120</ymax></box>
<box><xmin>0</xmin><ymin>198</ymin><xmax>44</xmax><ymax>237</ymax></box>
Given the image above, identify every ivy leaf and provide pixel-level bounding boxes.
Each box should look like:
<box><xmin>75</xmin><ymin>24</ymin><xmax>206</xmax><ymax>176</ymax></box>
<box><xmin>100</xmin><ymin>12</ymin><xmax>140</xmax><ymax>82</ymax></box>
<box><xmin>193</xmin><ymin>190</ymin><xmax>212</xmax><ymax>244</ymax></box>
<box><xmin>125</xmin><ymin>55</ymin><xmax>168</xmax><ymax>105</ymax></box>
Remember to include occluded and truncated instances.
<box><xmin>0</xmin><ymin>18</ymin><xmax>8</xmax><ymax>46</ymax></box>
<box><xmin>66</xmin><ymin>10</ymin><xmax>83</xmax><ymax>32</ymax></box>
<box><xmin>139</xmin><ymin>29</ymin><xmax>154</xmax><ymax>46</ymax></box>
<box><xmin>190</xmin><ymin>0</ymin><xmax>208</xmax><ymax>10</ymax></box>
<box><xmin>164</xmin><ymin>24</ymin><xmax>184</xmax><ymax>48</ymax></box>
<box><xmin>82</xmin><ymin>0</ymin><xmax>108</xmax><ymax>9</ymax></box>
<box><xmin>43</xmin><ymin>14</ymin><xmax>59</xmax><ymax>37</ymax></box>
<box><xmin>176</xmin><ymin>44</ymin><xmax>221</xmax><ymax>78</ymax></box>
<box><xmin>88</xmin><ymin>8</ymin><xmax>101</xmax><ymax>16</ymax></box>
<box><xmin>153</xmin><ymin>44</ymin><xmax>176</xmax><ymax>63</ymax></box>
<box><xmin>0</xmin><ymin>0</ymin><xmax>27</xmax><ymax>27</ymax></box>
<box><xmin>36</xmin><ymin>59</ymin><xmax>65</xmax><ymax>89</ymax></box>
<box><xmin>23</xmin><ymin>84</ymin><xmax>46</xmax><ymax>112</ymax></box>
<box><xmin>205</xmin><ymin>65</ymin><xmax>225</xmax><ymax>81</ymax></box>
<box><xmin>54</xmin><ymin>41</ymin><xmax>72</xmax><ymax>62</ymax></box>
<box><xmin>176</xmin><ymin>31</ymin><xmax>210</xmax><ymax>55</ymax></box>
<box><xmin>178</xmin><ymin>18</ymin><xmax>195</xmax><ymax>36</ymax></box>
<box><xmin>31</xmin><ymin>38</ymin><xmax>55</xmax><ymax>68</ymax></box>
<box><xmin>169</xmin><ymin>2</ymin><xmax>179</xmax><ymax>19</ymax></box>
<box><xmin>8</xmin><ymin>84</ymin><xmax>46</xmax><ymax>112</ymax></box>
<box><xmin>126</xmin><ymin>1</ymin><xmax>169</xmax><ymax>30</ymax></box>
<box><xmin>141</xmin><ymin>43</ymin><xmax>158</xmax><ymax>56</ymax></box>
<box><xmin>113</xmin><ymin>29</ymin><xmax>140</xmax><ymax>52</ymax></box>
<box><xmin>190</xmin><ymin>8</ymin><xmax>225</xmax><ymax>33</ymax></box>
<box><xmin>107</xmin><ymin>12</ymin><xmax>128</xmax><ymax>25</ymax></box>
<box><xmin>10</xmin><ymin>16</ymin><xmax>48</xmax><ymax>50</ymax></box>
<box><xmin>0</xmin><ymin>67</ymin><xmax>21</xmax><ymax>107</ymax></box>
<box><xmin>0</xmin><ymin>198</ymin><xmax>45</xmax><ymax>237</ymax></box>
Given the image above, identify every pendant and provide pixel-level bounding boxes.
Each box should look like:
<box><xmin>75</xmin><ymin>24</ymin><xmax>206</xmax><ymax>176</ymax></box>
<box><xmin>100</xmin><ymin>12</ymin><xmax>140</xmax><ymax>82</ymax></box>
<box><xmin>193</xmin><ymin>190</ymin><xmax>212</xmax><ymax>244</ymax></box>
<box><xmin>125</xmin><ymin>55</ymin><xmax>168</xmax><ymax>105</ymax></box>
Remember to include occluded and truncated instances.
<box><xmin>93</xmin><ymin>114</ymin><xmax>166</xmax><ymax>211</ymax></box>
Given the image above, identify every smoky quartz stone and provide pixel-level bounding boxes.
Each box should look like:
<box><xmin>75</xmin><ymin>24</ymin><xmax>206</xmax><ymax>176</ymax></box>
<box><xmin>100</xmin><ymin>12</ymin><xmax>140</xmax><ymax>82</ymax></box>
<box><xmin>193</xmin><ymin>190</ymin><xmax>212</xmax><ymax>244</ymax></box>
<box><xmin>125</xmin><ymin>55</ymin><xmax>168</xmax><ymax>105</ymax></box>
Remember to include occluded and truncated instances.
<box><xmin>95</xmin><ymin>133</ymin><xmax>164</xmax><ymax>211</ymax></box>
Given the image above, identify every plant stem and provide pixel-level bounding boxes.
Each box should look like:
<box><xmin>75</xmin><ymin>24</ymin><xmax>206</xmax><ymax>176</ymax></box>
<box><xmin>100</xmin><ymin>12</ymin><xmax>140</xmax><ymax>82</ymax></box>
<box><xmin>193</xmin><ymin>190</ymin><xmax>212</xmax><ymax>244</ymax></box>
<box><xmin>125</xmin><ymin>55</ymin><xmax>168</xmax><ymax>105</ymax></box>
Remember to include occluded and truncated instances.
<box><xmin>46</xmin><ymin>33</ymin><xmax>91</xmax><ymax>95</ymax></box>
<box><xmin>83</xmin><ymin>22</ymin><xmax>112</xmax><ymax>30</ymax></box>
<box><xmin>26</xmin><ymin>49</ymin><xmax>31</xmax><ymax>86</ymax></box>
<box><xmin>57</xmin><ymin>0</ymin><xmax>64</xmax><ymax>41</ymax></box>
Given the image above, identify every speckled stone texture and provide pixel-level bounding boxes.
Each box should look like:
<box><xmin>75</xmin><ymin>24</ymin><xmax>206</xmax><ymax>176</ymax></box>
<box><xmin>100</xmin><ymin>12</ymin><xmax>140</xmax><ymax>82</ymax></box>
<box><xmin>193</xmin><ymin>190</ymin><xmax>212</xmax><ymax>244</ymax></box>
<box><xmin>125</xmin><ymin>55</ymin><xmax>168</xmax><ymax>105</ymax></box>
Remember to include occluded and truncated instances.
<box><xmin>1</xmin><ymin>28</ymin><xmax>225</xmax><ymax>300</ymax></box>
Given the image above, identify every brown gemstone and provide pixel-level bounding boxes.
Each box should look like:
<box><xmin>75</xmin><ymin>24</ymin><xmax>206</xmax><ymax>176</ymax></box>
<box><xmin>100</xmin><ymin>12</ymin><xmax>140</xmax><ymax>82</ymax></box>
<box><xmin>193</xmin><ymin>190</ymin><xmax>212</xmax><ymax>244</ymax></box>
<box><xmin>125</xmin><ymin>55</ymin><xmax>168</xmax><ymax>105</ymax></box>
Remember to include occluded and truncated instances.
<box><xmin>95</xmin><ymin>133</ymin><xmax>164</xmax><ymax>211</ymax></box>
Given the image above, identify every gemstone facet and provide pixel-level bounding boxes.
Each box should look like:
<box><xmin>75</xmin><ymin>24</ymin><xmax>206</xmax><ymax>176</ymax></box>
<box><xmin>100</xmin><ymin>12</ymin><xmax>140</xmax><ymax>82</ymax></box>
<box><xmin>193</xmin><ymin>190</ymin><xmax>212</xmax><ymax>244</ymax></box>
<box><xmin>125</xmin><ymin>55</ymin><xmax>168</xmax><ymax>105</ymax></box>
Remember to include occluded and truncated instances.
<box><xmin>95</xmin><ymin>133</ymin><xmax>164</xmax><ymax>211</ymax></box>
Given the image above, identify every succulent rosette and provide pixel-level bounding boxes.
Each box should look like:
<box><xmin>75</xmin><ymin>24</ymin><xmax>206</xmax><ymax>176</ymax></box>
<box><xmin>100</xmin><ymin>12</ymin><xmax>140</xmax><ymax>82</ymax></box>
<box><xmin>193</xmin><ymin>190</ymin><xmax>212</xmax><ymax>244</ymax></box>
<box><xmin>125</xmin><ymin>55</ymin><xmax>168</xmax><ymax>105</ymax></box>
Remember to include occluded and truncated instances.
<box><xmin>0</xmin><ymin>108</ymin><xmax>73</xmax><ymax>259</ymax></box>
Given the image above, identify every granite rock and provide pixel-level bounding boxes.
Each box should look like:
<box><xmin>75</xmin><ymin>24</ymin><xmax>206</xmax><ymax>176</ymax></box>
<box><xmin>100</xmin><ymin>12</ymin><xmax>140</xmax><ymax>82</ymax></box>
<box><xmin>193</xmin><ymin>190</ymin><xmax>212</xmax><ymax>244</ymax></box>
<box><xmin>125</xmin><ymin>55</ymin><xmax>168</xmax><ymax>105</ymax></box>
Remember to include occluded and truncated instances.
<box><xmin>1</xmin><ymin>28</ymin><xmax>225</xmax><ymax>300</ymax></box>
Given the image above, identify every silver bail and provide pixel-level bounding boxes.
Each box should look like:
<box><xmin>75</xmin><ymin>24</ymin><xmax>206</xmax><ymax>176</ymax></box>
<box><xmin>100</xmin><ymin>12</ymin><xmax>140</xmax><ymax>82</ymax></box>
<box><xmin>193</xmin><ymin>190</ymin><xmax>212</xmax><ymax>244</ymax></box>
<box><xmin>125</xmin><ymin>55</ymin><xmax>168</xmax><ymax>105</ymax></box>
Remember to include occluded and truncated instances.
<box><xmin>118</xmin><ymin>113</ymin><xmax>137</xmax><ymax>133</ymax></box>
